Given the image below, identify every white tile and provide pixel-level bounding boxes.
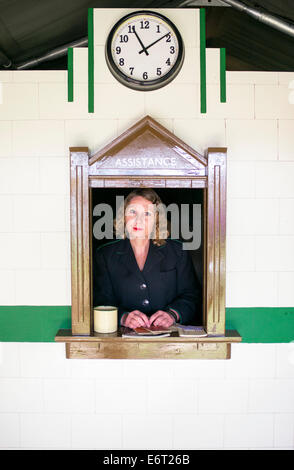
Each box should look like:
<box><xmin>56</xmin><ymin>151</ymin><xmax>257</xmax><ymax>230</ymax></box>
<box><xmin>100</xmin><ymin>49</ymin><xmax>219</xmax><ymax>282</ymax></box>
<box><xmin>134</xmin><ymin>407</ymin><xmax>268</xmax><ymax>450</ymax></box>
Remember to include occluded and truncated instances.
<box><xmin>226</xmin><ymin>120</ymin><xmax>278</xmax><ymax>161</ymax></box>
<box><xmin>123</xmin><ymin>359</ymin><xmax>174</xmax><ymax>379</ymax></box>
<box><xmin>20</xmin><ymin>413</ymin><xmax>71</xmax><ymax>449</ymax></box>
<box><xmin>0</xmin><ymin>157</ymin><xmax>39</xmax><ymax>194</ymax></box>
<box><xmin>279</xmin><ymin>199</ymin><xmax>294</xmax><ymax>235</ymax></box>
<box><xmin>147</xmin><ymin>378</ymin><xmax>197</xmax><ymax>414</ymax></box>
<box><xmin>256</xmin><ymin>162</ymin><xmax>294</xmax><ymax>198</ymax></box>
<box><xmin>0</xmin><ymin>195</ymin><xmax>14</xmax><ymax>232</ymax></box>
<box><xmin>256</xmin><ymin>236</ymin><xmax>294</xmax><ymax>271</ymax></box>
<box><xmin>227</xmin><ymin>71</ymin><xmax>278</xmax><ymax>85</ymax></box>
<box><xmin>249</xmin><ymin>379</ymin><xmax>294</xmax><ymax>413</ymax></box>
<box><xmin>227</xmin><ymin>161</ymin><xmax>255</xmax><ymax>198</ymax></box>
<box><xmin>274</xmin><ymin>414</ymin><xmax>294</xmax><ymax>448</ymax></box>
<box><xmin>73</xmin><ymin>48</ymin><xmax>88</xmax><ymax>84</ymax></box>
<box><xmin>13</xmin><ymin>195</ymin><xmax>67</xmax><ymax>232</ymax></box>
<box><xmin>94</xmin><ymin>84</ymin><xmax>145</xmax><ymax>119</ymax></box>
<box><xmin>94</xmin><ymin>46</ymin><xmax>117</xmax><ymax>84</ymax></box>
<box><xmin>15</xmin><ymin>269</ymin><xmax>69</xmax><ymax>305</ymax></box>
<box><xmin>224</xmin><ymin>414</ymin><xmax>274</xmax><ymax>449</ymax></box>
<box><xmin>173</xmin><ymin>414</ymin><xmax>224</xmax><ymax>449</ymax></box>
<box><xmin>0</xmin><ymin>233</ymin><xmax>40</xmax><ymax>270</ymax></box>
<box><xmin>173</xmin><ymin>118</ymin><xmax>226</xmax><ymax>156</ymax></box>
<box><xmin>72</xmin><ymin>414</ymin><xmax>122</xmax><ymax>449</ymax></box>
<box><xmin>198</xmin><ymin>379</ymin><xmax>248</xmax><ymax>413</ymax></box>
<box><xmin>278</xmin><ymin>72</ymin><xmax>294</xmax><ymax>85</ymax></box>
<box><xmin>172</xmin><ymin>47</ymin><xmax>200</xmax><ymax>85</ymax></box>
<box><xmin>0</xmin><ymin>378</ymin><xmax>43</xmax><ymax>412</ymax></box>
<box><xmin>70</xmin><ymin>358</ymin><xmax>124</xmax><ymax>379</ymax></box>
<box><xmin>39</xmin><ymin>83</ymin><xmax>90</xmax><ymax>120</ymax></box>
<box><xmin>202</xmin><ymin>84</ymin><xmax>254</xmax><ymax>120</ymax></box>
<box><xmin>276</xmin><ymin>344</ymin><xmax>294</xmax><ymax>378</ymax></box>
<box><xmin>12</xmin><ymin>71</ymin><xmax>66</xmax><ymax>83</ymax></box>
<box><xmin>0</xmin><ymin>83</ymin><xmax>38</xmax><ymax>120</ymax></box>
<box><xmin>12</xmin><ymin>121</ymin><xmax>65</xmax><ymax>158</ymax></box>
<box><xmin>226</xmin><ymin>271</ymin><xmax>277</xmax><ymax>308</ymax></box>
<box><xmin>19</xmin><ymin>343</ymin><xmax>70</xmax><ymax>378</ymax></box>
<box><xmin>225</xmin><ymin>344</ymin><xmax>276</xmax><ymax>379</ymax></box>
<box><xmin>39</xmin><ymin>157</ymin><xmax>69</xmax><ymax>195</ymax></box>
<box><xmin>173</xmin><ymin>359</ymin><xmax>225</xmax><ymax>379</ymax></box>
<box><xmin>206</xmin><ymin>49</ymin><xmax>220</xmax><ymax>85</ymax></box>
<box><xmin>44</xmin><ymin>378</ymin><xmax>95</xmax><ymax>413</ymax></box>
<box><xmin>0</xmin><ymin>414</ymin><xmax>20</xmax><ymax>448</ymax></box>
<box><xmin>278</xmin><ymin>120</ymin><xmax>294</xmax><ymax>161</ymax></box>
<box><xmin>0</xmin><ymin>343</ymin><xmax>20</xmax><ymax>377</ymax></box>
<box><xmin>145</xmin><ymin>83</ymin><xmax>200</xmax><ymax>119</ymax></box>
<box><xmin>0</xmin><ymin>121</ymin><xmax>12</xmax><ymax>157</ymax></box>
<box><xmin>123</xmin><ymin>414</ymin><xmax>173</xmax><ymax>449</ymax></box>
<box><xmin>0</xmin><ymin>71</ymin><xmax>13</xmax><ymax>82</ymax></box>
<box><xmin>255</xmin><ymin>85</ymin><xmax>294</xmax><ymax>119</ymax></box>
<box><xmin>65</xmin><ymin>119</ymin><xmax>117</xmax><ymax>156</ymax></box>
<box><xmin>227</xmin><ymin>198</ymin><xmax>279</xmax><ymax>236</ymax></box>
<box><xmin>0</xmin><ymin>270</ymin><xmax>15</xmax><ymax>304</ymax></box>
<box><xmin>40</xmin><ymin>232</ymin><xmax>70</xmax><ymax>270</ymax></box>
<box><xmin>95</xmin><ymin>378</ymin><xmax>147</xmax><ymax>414</ymax></box>
<box><xmin>278</xmin><ymin>272</ymin><xmax>294</xmax><ymax>306</ymax></box>
<box><xmin>226</xmin><ymin>236</ymin><xmax>255</xmax><ymax>272</ymax></box>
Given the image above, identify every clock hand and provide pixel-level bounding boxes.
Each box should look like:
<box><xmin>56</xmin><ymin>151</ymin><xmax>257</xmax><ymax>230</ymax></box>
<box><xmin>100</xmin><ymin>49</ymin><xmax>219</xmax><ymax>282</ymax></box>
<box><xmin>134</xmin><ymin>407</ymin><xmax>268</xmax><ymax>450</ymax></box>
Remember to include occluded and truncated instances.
<box><xmin>132</xmin><ymin>28</ymin><xmax>149</xmax><ymax>56</ymax></box>
<box><xmin>138</xmin><ymin>32</ymin><xmax>170</xmax><ymax>54</ymax></box>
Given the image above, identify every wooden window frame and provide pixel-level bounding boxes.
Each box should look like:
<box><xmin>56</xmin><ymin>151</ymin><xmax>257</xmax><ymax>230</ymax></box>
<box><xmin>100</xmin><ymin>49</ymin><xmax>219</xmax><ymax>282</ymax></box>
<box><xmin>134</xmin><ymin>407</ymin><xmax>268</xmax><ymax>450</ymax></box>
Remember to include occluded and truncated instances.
<box><xmin>55</xmin><ymin>115</ymin><xmax>241</xmax><ymax>358</ymax></box>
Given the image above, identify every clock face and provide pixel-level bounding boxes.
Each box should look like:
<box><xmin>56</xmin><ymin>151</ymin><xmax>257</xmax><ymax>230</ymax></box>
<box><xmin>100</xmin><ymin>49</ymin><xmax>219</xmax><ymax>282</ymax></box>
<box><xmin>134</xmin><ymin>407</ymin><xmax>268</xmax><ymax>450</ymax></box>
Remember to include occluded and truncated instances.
<box><xmin>105</xmin><ymin>10</ymin><xmax>184</xmax><ymax>91</ymax></box>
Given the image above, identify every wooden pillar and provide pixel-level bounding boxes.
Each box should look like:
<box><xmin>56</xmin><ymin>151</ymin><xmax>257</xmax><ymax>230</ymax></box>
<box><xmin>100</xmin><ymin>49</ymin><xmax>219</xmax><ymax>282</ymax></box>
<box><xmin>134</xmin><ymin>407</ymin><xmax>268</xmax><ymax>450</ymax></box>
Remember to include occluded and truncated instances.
<box><xmin>70</xmin><ymin>148</ymin><xmax>91</xmax><ymax>335</ymax></box>
<box><xmin>206</xmin><ymin>148</ymin><xmax>227</xmax><ymax>335</ymax></box>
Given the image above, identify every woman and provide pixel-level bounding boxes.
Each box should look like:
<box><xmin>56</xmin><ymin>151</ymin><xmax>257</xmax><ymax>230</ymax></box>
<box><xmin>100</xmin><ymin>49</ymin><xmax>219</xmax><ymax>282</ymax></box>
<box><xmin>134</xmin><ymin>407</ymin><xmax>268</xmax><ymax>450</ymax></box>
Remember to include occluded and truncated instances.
<box><xmin>93</xmin><ymin>188</ymin><xmax>202</xmax><ymax>328</ymax></box>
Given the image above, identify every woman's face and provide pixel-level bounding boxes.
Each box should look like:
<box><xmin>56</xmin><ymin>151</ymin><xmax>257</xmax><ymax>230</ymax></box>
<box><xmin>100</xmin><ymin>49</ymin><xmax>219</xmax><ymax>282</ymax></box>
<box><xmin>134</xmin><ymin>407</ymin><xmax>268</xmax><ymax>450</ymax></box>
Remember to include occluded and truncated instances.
<box><xmin>125</xmin><ymin>196</ymin><xmax>156</xmax><ymax>240</ymax></box>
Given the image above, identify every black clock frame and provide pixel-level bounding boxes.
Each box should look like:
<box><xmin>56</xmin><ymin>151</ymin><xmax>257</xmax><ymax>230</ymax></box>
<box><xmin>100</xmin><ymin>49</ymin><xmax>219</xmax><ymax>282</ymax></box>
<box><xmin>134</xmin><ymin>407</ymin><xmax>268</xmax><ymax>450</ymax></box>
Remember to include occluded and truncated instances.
<box><xmin>105</xmin><ymin>10</ymin><xmax>185</xmax><ymax>91</ymax></box>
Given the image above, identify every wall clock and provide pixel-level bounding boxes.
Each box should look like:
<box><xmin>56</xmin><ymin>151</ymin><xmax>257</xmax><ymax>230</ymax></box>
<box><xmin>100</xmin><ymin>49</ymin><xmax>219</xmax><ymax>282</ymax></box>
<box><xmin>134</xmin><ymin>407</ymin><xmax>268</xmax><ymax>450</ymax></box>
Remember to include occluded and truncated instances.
<box><xmin>105</xmin><ymin>10</ymin><xmax>184</xmax><ymax>91</ymax></box>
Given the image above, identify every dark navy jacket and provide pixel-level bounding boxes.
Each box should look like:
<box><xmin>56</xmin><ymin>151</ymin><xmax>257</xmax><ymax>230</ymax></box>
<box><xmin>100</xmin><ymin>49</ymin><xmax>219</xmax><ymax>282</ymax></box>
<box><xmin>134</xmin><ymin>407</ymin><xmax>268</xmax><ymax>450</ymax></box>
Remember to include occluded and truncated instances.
<box><xmin>93</xmin><ymin>237</ymin><xmax>202</xmax><ymax>326</ymax></box>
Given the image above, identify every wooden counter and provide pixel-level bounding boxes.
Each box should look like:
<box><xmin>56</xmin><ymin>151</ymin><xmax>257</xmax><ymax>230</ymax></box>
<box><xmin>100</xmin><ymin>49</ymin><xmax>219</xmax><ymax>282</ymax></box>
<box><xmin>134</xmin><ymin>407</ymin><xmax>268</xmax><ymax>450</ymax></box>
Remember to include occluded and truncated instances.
<box><xmin>55</xmin><ymin>328</ymin><xmax>242</xmax><ymax>359</ymax></box>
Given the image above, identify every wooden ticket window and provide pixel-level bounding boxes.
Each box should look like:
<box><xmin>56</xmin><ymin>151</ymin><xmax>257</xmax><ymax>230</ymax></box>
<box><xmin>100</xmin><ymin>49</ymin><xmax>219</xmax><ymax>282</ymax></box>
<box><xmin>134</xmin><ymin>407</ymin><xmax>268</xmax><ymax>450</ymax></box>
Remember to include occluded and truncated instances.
<box><xmin>55</xmin><ymin>115</ymin><xmax>241</xmax><ymax>358</ymax></box>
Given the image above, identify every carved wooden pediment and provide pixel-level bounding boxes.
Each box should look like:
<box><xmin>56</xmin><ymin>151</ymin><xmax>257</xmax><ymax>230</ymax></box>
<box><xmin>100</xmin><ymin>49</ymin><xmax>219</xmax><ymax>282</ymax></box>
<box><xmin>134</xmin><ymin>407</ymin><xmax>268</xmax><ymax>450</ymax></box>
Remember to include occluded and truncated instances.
<box><xmin>89</xmin><ymin>115</ymin><xmax>207</xmax><ymax>177</ymax></box>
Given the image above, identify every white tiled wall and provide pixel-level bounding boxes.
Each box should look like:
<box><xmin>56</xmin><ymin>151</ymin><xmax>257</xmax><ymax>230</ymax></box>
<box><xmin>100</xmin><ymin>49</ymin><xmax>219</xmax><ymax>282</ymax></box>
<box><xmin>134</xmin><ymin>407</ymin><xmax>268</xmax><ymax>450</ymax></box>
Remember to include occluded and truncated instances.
<box><xmin>0</xmin><ymin>7</ymin><xmax>293</xmax><ymax>449</ymax></box>
<box><xmin>0</xmin><ymin>342</ymin><xmax>293</xmax><ymax>449</ymax></box>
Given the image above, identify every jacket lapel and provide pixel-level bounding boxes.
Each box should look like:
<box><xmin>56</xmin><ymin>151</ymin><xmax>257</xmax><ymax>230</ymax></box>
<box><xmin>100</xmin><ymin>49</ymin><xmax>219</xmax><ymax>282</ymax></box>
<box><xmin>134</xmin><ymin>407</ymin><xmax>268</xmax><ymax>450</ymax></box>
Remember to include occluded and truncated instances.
<box><xmin>115</xmin><ymin>237</ymin><xmax>164</xmax><ymax>278</ymax></box>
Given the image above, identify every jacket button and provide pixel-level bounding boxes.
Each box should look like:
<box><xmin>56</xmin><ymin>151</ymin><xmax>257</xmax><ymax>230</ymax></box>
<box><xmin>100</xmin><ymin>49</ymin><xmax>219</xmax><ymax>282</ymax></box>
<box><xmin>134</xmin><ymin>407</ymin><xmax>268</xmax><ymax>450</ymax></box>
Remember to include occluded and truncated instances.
<box><xmin>142</xmin><ymin>299</ymin><xmax>149</xmax><ymax>306</ymax></box>
<box><xmin>140</xmin><ymin>283</ymin><xmax>147</xmax><ymax>289</ymax></box>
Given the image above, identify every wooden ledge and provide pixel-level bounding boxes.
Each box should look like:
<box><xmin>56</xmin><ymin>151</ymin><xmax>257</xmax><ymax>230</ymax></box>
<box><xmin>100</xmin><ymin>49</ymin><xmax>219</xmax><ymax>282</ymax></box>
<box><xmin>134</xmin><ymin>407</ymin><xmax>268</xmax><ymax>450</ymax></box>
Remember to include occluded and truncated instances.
<box><xmin>55</xmin><ymin>329</ymin><xmax>241</xmax><ymax>359</ymax></box>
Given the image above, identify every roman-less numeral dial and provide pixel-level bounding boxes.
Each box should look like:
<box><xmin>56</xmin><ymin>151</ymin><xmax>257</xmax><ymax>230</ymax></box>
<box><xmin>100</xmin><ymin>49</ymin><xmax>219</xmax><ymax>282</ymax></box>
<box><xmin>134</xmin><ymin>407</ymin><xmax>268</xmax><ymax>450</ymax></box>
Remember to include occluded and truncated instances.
<box><xmin>105</xmin><ymin>11</ymin><xmax>184</xmax><ymax>91</ymax></box>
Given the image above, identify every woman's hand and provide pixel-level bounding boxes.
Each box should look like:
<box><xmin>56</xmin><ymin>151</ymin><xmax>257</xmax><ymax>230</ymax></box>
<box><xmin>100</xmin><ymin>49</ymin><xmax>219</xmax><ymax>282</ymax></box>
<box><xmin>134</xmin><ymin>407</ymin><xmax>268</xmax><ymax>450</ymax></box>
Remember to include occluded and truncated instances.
<box><xmin>149</xmin><ymin>310</ymin><xmax>175</xmax><ymax>328</ymax></box>
<box><xmin>123</xmin><ymin>310</ymin><xmax>150</xmax><ymax>328</ymax></box>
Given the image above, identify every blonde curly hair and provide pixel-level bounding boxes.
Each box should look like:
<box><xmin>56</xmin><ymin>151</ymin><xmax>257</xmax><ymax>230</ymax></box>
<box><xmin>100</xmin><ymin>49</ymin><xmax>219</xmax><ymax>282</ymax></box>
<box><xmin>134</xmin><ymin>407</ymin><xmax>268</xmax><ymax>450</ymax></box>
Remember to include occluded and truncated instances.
<box><xmin>114</xmin><ymin>188</ymin><xmax>170</xmax><ymax>247</ymax></box>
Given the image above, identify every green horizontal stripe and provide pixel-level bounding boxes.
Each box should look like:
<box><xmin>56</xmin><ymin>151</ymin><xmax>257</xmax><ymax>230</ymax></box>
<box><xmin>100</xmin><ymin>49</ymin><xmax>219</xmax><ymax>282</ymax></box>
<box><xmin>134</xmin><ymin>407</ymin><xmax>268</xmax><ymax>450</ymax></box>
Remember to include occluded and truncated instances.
<box><xmin>0</xmin><ymin>306</ymin><xmax>293</xmax><ymax>343</ymax></box>
<box><xmin>0</xmin><ymin>306</ymin><xmax>71</xmax><ymax>342</ymax></box>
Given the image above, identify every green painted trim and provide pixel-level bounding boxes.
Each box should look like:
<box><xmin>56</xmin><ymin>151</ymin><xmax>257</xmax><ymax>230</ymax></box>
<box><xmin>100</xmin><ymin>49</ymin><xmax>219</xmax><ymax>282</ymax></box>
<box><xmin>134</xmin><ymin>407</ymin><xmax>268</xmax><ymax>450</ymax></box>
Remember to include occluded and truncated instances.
<box><xmin>0</xmin><ymin>306</ymin><xmax>293</xmax><ymax>343</ymax></box>
<box><xmin>0</xmin><ymin>306</ymin><xmax>71</xmax><ymax>342</ymax></box>
<box><xmin>88</xmin><ymin>7</ymin><xmax>94</xmax><ymax>113</ymax></box>
<box><xmin>226</xmin><ymin>307</ymin><xmax>294</xmax><ymax>343</ymax></box>
<box><xmin>220</xmin><ymin>47</ymin><xmax>226</xmax><ymax>103</ymax></box>
<box><xmin>67</xmin><ymin>47</ymin><xmax>74</xmax><ymax>102</ymax></box>
<box><xmin>199</xmin><ymin>8</ymin><xmax>207</xmax><ymax>114</ymax></box>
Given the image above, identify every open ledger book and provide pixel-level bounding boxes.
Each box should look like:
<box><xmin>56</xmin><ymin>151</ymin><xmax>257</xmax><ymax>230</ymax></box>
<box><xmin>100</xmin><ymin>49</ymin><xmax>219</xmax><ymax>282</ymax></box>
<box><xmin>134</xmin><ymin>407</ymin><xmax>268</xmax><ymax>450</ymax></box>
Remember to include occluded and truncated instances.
<box><xmin>121</xmin><ymin>324</ymin><xmax>207</xmax><ymax>338</ymax></box>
